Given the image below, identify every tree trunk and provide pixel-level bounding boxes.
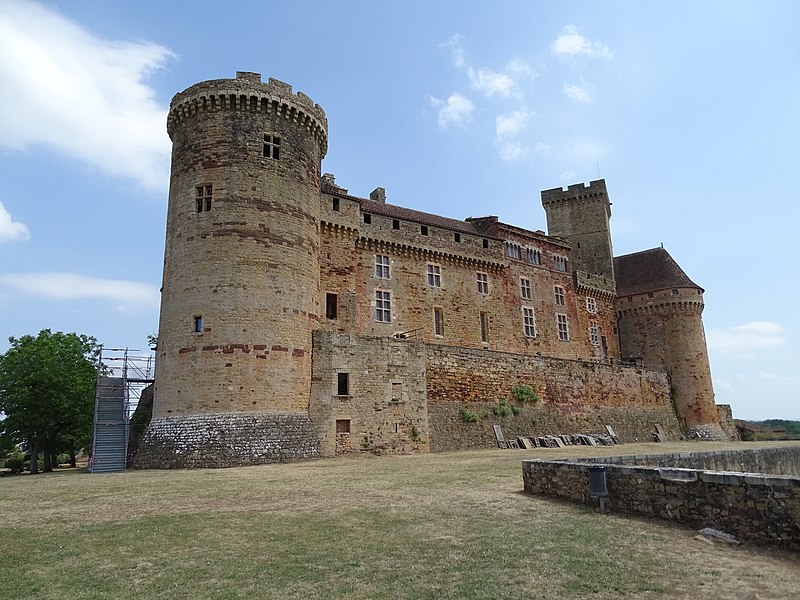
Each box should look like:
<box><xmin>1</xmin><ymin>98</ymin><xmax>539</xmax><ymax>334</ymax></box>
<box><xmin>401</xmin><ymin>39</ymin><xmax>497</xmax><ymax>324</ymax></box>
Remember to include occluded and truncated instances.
<box><xmin>29</xmin><ymin>442</ymin><xmax>39</xmax><ymax>474</ymax></box>
<box><xmin>69</xmin><ymin>447</ymin><xmax>77</xmax><ymax>468</ymax></box>
<box><xmin>43</xmin><ymin>450</ymin><xmax>53</xmax><ymax>472</ymax></box>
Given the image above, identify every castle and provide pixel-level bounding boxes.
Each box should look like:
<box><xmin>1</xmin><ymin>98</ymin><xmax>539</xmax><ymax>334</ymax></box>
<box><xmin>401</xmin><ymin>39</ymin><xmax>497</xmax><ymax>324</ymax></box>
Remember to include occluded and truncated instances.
<box><xmin>135</xmin><ymin>72</ymin><xmax>729</xmax><ymax>468</ymax></box>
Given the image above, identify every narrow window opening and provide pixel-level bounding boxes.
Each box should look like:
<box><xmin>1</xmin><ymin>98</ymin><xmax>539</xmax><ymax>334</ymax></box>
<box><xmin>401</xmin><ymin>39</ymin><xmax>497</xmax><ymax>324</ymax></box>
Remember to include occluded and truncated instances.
<box><xmin>434</xmin><ymin>307</ymin><xmax>444</xmax><ymax>336</ymax></box>
<box><xmin>337</xmin><ymin>372</ymin><xmax>350</xmax><ymax>396</ymax></box>
<box><xmin>193</xmin><ymin>315</ymin><xmax>203</xmax><ymax>333</ymax></box>
<box><xmin>392</xmin><ymin>219</ymin><xmax>400</xmax><ymax>230</ymax></box>
<box><xmin>557</xmin><ymin>314</ymin><xmax>569</xmax><ymax>341</ymax></box>
<box><xmin>520</xmin><ymin>277</ymin><xmax>532</xmax><ymax>300</ymax></box>
<box><xmin>332</xmin><ymin>197</ymin><xmax>340</xmax><ymax>211</ymax></box>
<box><xmin>586</xmin><ymin>297</ymin><xmax>597</xmax><ymax>314</ymax></box>
<box><xmin>325</xmin><ymin>293</ymin><xmax>338</xmax><ymax>319</ymax></box>
<box><xmin>420</xmin><ymin>225</ymin><xmax>429</xmax><ymax>236</ymax></box>
<box><xmin>554</xmin><ymin>286</ymin><xmax>565</xmax><ymax>306</ymax></box>
<box><xmin>482</xmin><ymin>239</ymin><xmax>489</xmax><ymax>249</ymax></box>
<box><xmin>480</xmin><ymin>312</ymin><xmax>489</xmax><ymax>343</ymax></box>
<box><xmin>363</xmin><ymin>213</ymin><xmax>372</xmax><ymax>224</ymax></box>
<box><xmin>523</xmin><ymin>307</ymin><xmax>536</xmax><ymax>338</ymax></box>
<box><xmin>454</xmin><ymin>233</ymin><xmax>461</xmax><ymax>243</ymax></box>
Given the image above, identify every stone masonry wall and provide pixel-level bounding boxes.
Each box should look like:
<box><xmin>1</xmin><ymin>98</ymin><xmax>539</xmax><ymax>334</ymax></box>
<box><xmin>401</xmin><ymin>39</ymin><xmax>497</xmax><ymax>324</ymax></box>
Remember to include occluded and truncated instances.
<box><xmin>310</xmin><ymin>331</ymin><xmax>429</xmax><ymax>456</ymax></box>
<box><xmin>134</xmin><ymin>413</ymin><xmax>319</xmax><ymax>469</ymax></box>
<box><xmin>523</xmin><ymin>454</ymin><xmax>800</xmax><ymax>551</ymax></box>
<box><xmin>426</xmin><ymin>344</ymin><xmax>681</xmax><ymax>452</ymax></box>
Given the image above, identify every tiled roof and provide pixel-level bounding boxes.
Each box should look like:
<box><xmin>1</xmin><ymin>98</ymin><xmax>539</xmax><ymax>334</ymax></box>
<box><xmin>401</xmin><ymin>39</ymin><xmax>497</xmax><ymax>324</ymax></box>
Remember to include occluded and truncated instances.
<box><xmin>614</xmin><ymin>247</ymin><xmax>702</xmax><ymax>297</ymax></box>
<box><xmin>359</xmin><ymin>198</ymin><xmax>499</xmax><ymax>237</ymax></box>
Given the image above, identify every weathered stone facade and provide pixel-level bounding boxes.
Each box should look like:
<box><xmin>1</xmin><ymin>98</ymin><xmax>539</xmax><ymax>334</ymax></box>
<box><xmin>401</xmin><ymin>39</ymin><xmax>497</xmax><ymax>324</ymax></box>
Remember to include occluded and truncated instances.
<box><xmin>138</xmin><ymin>71</ymin><xmax>729</xmax><ymax>468</ymax></box>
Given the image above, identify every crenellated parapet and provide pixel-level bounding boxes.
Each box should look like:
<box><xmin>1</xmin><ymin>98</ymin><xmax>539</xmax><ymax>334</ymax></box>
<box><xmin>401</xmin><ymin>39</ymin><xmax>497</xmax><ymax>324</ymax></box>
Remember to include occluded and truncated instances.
<box><xmin>167</xmin><ymin>71</ymin><xmax>328</xmax><ymax>157</ymax></box>
<box><xmin>541</xmin><ymin>179</ymin><xmax>610</xmax><ymax>213</ymax></box>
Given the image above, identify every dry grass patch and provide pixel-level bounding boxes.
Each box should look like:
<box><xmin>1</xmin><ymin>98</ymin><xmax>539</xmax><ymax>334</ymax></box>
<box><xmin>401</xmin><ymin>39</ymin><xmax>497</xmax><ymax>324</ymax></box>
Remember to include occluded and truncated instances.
<box><xmin>1</xmin><ymin>442</ymin><xmax>798</xmax><ymax>599</ymax></box>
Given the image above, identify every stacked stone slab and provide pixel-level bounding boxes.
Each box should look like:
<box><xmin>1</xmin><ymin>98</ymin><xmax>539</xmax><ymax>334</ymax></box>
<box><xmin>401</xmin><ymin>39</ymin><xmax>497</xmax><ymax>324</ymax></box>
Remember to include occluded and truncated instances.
<box><xmin>136</xmin><ymin>72</ymin><xmax>327</xmax><ymax>468</ymax></box>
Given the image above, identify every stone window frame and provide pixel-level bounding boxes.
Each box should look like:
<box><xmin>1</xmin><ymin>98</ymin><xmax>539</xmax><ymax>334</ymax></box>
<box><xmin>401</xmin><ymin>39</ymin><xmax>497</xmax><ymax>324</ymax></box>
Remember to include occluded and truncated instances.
<box><xmin>195</xmin><ymin>184</ymin><xmax>212</xmax><ymax>213</ymax></box>
<box><xmin>557</xmin><ymin>313</ymin><xmax>570</xmax><ymax>341</ymax></box>
<box><xmin>262</xmin><ymin>133</ymin><xmax>281</xmax><ymax>159</ymax></box>
<box><xmin>554</xmin><ymin>285</ymin><xmax>565</xmax><ymax>306</ymax></box>
<box><xmin>375</xmin><ymin>289</ymin><xmax>392</xmax><ymax>323</ymax></box>
<box><xmin>589</xmin><ymin>321</ymin><xmax>600</xmax><ymax>346</ymax></box>
<box><xmin>420</xmin><ymin>225</ymin><xmax>429</xmax><ymax>236</ymax></box>
<box><xmin>426</xmin><ymin>263</ymin><xmax>442</xmax><ymax>288</ymax></box>
<box><xmin>476</xmin><ymin>272</ymin><xmax>489</xmax><ymax>295</ymax></box>
<box><xmin>375</xmin><ymin>254</ymin><xmax>391</xmax><ymax>279</ymax></box>
<box><xmin>554</xmin><ymin>255</ymin><xmax>568</xmax><ymax>272</ymax></box>
<box><xmin>520</xmin><ymin>277</ymin><xmax>532</xmax><ymax>300</ymax></box>
<box><xmin>522</xmin><ymin>306</ymin><xmax>537</xmax><ymax>338</ymax></box>
<box><xmin>363</xmin><ymin>213</ymin><xmax>372</xmax><ymax>224</ymax></box>
<box><xmin>505</xmin><ymin>241</ymin><xmax>522</xmax><ymax>260</ymax></box>
<box><xmin>527</xmin><ymin>247</ymin><xmax>542</xmax><ymax>265</ymax></box>
<box><xmin>586</xmin><ymin>296</ymin><xmax>597</xmax><ymax>314</ymax></box>
<box><xmin>433</xmin><ymin>306</ymin><xmax>444</xmax><ymax>337</ymax></box>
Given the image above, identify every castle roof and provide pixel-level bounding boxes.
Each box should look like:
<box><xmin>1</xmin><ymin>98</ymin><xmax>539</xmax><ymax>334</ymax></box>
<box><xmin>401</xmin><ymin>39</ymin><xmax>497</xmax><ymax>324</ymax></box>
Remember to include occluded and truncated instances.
<box><xmin>614</xmin><ymin>247</ymin><xmax>702</xmax><ymax>296</ymax></box>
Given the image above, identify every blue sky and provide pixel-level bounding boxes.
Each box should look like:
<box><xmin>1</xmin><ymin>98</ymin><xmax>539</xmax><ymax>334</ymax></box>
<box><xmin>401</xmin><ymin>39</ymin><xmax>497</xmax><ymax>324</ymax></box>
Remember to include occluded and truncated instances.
<box><xmin>0</xmin><ymin>0</ymin><xmax>798</xmax><ymax>420</ymax></box>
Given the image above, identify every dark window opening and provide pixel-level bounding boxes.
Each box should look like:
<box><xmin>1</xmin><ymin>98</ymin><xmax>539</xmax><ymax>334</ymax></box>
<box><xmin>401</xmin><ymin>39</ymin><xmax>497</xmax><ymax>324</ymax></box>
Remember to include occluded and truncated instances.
<box><xmin>434</xmin><ymin>307</ymin><xmax>444</xmax><ymax>336</ymax></box>
<box><xmin>392</xmin><ymin>219</ymin><xmax>400</xmax><ymax>230</ymax></box>
<box><xmin>336</xmin><ymin>419</ymin><xmax>350</xmax><ymax>433</ymax></box>
<box><xmin>480</xmin><ymin>312</ymin><xmax>489</xmax><ymax>343</ymax></box>
<box><xmin>454</xmin><ymin>233</ymin><xmax>461</xmax><ymax>242</ymax></box>
<box><xmin>193</xmin><ymin>315</ymin><xmax>203</xmax><ymax>333</ymax></box>
<box><xmin>482</xmin><ymin>239</ymin><xmax>489</xmax><ymax>248</ymax></box>
<box><xmin>263</xmin><ymin>134</ymin><xmax>281</xmax><ymax>159</ymax></box>
<box><xmin>337</xmin><ymin>372</ymin><xmax>350</xmax><ymax>396</ymax></box>
<box><xmin>332</xmin><ymin>197</ymin><xmax>340</xmax><ymax>211</ymax></box>
<box><xmin>195</xmin><ymin>185</ymin><xmax>212</xmax><ymax>213</ymax></box>
<box><xmin>421</xmin><ymin>225</ymin><xmax>429</xmax><ymax>236</ymax></box>
<box><xmin>363</xmin><ymin>213</ymin><xmax>372</xmax><ymax>224</ymax></box>
<box><xmin>325</xmin><ymin>293</ymin><xmax>338</xmax><ymax>319</ymax></box>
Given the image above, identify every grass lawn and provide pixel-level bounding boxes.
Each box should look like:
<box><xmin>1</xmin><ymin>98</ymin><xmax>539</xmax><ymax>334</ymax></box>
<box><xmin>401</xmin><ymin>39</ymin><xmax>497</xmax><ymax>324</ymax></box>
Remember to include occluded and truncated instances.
<box><xmin>1</xmin><ymin>441</ymin><xmax>798</xmax><ymax>599</ymax></box>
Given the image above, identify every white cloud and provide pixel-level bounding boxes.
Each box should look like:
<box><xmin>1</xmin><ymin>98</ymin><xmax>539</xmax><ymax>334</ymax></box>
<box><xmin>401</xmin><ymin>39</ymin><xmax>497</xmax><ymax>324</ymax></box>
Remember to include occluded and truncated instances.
<box><xmin>427</xmin><ymin>93</ymin><xmax>475</xmax><ymax>130</ymax></box>
<box><xmin>563</xmin><ymin>82</ymin><xmax>593</xmax><ymax>103</ymax></box>
<box><xmin>440</xmin><ymin>34</ymin><xmax>467</xmax><ymax>69</ymax></box>
<box><xmin>707</xmin><ymin>321</ymin><xmax>785</xmax><ymax>353</ymax></box>
<box><xmin>569</xmin><ymin>140</ymin><xmax>608</xmax><ymax>162</ymax></box>
<box><xmin>468</xmin><ymin>67</ymin><xmax>515</xmax><ymax>98</ymax></box>
<box><xmin>0</xmin><ymin>0</ymin><xmax>174</xmax><ymax>190</ymax></box>
<box><xmin>551</xmin><ymin>25</ymin><xmax>613</xmax><ymax>59</ymax></box>
<box><xmin>0</xmin><ymin>201</ymin><xmax>30</xmax><ymax>243</ymax></box>
<box><xmin>0</xmin><ymin>272</ymin><xmax>160</xmax><ymax>312</ymax></box>
<box><xmin>494</xmin><ymin>110</ymin><xmax>531</xmax><ymax>161</ymax></box>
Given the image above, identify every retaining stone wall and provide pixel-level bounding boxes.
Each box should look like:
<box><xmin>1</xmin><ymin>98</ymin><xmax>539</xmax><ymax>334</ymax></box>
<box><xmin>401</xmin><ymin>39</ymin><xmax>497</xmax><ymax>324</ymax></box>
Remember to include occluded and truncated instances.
<box><xmin>523</xmin><ymin>448</ymin><xmax>800</xmax><ymax>551</ymax></box>
<box><xmin>134</xmin><ymin>412</ymin><xmax>319</xmax><ymax>469</ymax></box>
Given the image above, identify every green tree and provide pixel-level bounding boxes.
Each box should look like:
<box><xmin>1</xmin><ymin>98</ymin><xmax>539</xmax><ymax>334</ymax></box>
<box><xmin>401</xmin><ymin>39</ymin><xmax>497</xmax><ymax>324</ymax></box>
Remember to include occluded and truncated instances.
<box><xmin>0</xmin><ymin>330</ymin><xmax>99</xmax><ymax>473</ymax></box>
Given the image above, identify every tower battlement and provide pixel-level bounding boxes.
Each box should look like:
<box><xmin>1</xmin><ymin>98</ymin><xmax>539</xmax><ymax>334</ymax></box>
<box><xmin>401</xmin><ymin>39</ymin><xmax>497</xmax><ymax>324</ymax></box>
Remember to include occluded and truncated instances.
<box><xmin>541</xmin><ymin>179</ymin><xmax>609</xmax><ymax>206</ymax></box>
<box><xmin>167</xmin><ymin>71</ymin><xmax>328</xmax><ymax>156</ymax></box>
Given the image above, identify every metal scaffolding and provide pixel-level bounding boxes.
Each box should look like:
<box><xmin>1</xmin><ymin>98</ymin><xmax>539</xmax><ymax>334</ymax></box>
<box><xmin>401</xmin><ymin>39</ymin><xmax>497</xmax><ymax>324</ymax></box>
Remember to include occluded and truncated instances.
<box><xmin>90</xmin><ymin>347</ymin><xmax>155</xmax><ymax>473</ymax></box>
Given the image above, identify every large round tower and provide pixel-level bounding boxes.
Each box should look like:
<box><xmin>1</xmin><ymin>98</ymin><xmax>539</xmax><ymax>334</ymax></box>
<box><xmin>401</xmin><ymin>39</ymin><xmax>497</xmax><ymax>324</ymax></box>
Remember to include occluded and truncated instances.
<box><xmin>614</xmin><ymin>249</ymin><xmax>726</xmax><ymax>440</ymax></box>
<box><xmin>136</xmin><ymin>72</ymin><xmax>327</xmax><ymax>468</ymax></box>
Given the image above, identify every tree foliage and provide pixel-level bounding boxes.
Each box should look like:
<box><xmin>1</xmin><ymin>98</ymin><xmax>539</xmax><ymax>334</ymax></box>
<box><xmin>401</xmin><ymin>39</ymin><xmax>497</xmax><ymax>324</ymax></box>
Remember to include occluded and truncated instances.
<box><xmin>0</xmin><ymin>329</ymin><xmax>99</xmax><ymax>472</ymax></box>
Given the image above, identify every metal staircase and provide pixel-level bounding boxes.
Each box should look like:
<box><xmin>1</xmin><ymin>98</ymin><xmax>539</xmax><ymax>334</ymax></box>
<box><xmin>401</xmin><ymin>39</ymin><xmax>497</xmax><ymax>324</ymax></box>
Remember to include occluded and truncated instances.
<box><xmin>90</xmin><ymin>348</ymin><xmax>154</xmax><ymax>473</ymax></box>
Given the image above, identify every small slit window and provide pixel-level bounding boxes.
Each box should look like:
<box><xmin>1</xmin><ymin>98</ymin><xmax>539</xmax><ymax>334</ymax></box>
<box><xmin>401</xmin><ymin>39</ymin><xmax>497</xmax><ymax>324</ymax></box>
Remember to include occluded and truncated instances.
<box><xmin>454</xmin><ymin>233</ymin><xmax>461</xmax><ymax>242</ymax></box>
<box><xmin>363</xmin><ymin>213</ymin><xmax>372</xmax><ymax>224</ymax></box>
<box><xmin>193</xmin><ymin>315</ymin><xmax>203</xmax><ymax>333</ymax></box>
<box><xmin>482</xmin><ymin>239</ymin><xmax>489</xmax><ymax>249</ymax></box>
<box><xmin>392</xmin><ymin>219</ymin><xmax>400</xmax><ymax>230</ymax></box>
<box><xmin>421</xmin><ymin>225</ymin><xmax>429</xmax><ymax>236</ymax></box>
<box><xmin>434</xmin><ymin>307</ymin><xmax>444</xmax><ymax>337</ymax></box>
<box><xmin>332</xmin><ymin>197</ymin><xmax>340</xmax><ymax>211</ymax></box>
